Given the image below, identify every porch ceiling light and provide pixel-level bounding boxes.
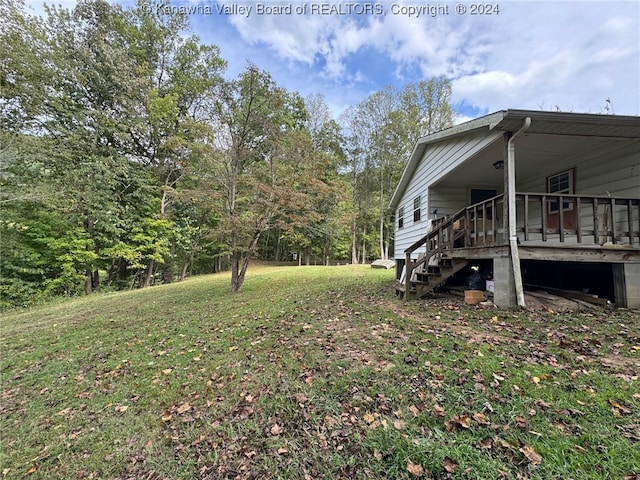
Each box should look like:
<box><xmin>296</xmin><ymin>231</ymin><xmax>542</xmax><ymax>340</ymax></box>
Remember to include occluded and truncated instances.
<box><xmin>493</xmin><ymin>160</ymin><xmax>504</xmax><ymax>170</ymax></box>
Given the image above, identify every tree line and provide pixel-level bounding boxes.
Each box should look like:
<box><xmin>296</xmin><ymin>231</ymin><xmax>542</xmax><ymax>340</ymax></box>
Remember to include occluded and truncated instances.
<box><xmin>0</xmin><ymin>0</ymin><xmax>454</xmax><ymax>308</ymax></box>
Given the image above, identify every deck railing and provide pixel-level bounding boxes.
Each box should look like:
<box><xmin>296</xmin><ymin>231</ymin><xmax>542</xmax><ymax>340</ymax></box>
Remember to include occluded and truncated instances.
<box><xmin>403</xmin><ymin>193</ymin><xmax>640</xmax><ymax>295</ymax></box>
<box><xmin>516</xmin><ymin>193</ymin><xmax>640</xmax><ymax>245</ymax></box>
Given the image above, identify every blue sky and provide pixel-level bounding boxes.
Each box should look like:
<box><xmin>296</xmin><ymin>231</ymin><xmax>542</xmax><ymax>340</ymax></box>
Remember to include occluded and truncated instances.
<box><xmin>26</xmin><ymin>0</ymin><xmax>640</xmax><ymax>121</ymax></box>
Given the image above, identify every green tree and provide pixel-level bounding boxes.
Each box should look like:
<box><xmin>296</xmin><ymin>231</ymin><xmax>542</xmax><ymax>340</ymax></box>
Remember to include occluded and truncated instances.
<box><xmin>123</xmin><ymin>0</ymin><xmax>226</xmax><ymax>284</ymax></box>
<box><xmin>339</xmin><ymin>78</ymin><xmax>454</xmax><ymax>263</ymax></box>
<box><xmin>201</xmin><ymin>66</ymin><xmax>312</xmax><ymax>291</ymax></box>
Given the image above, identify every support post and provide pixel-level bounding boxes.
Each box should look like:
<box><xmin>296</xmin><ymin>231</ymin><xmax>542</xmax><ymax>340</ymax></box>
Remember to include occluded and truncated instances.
<box><xmin>613</xmin><ymin>263</ymin><xmax>640</xmax><ymax>308</ymax></box>
<box><xmin>405</xmin><ymin>252</ymin><xmax>412</xmax><ymax>298</ymax></box>
<box><xmin>505</xmin><ymin>118</ymin><xmax>531</xmax><ymax>308</ymax></box>
<box><xmin>493</xmin><ymin>256</ymin><xmax>517</xmax><ymax>307</ymax></box>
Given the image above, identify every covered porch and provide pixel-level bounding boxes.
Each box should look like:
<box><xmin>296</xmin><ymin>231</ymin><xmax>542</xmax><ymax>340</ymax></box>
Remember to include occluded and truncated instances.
<box><xmin>399</xmin><ymin>191</ymin><xmax>640</xmax><ymax>307</ymax></box>
<box><xmin>397</xmin><ymin>112</ymin><xmax>640</xmax><ymax>308</ymax></box>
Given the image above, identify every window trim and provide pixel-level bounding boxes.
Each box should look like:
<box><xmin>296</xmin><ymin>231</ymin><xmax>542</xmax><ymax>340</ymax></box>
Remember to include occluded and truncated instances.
<box><xmin>397</xmin><ymin>206</ymin><xmax>405</xmax><ymax>229</ymax></box>
<box><xmin>547</xmin><ymin>168</ymin><xmax>575</xmax><ymax>214</ymax></box>
<box><xmin>413</xmin><ymin>196</ymin><xmax>421</xmax><ymax>223</ymax></box>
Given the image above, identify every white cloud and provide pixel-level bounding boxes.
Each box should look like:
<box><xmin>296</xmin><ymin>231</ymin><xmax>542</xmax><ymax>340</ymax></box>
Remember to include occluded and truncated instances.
<box><xmin>449</xmin><ymin>3</ymin><xmax>639</xmax><ymax>114</ymax></box>
<box><xmin>24</xmin><ymin>0</ymin><xmax>639</xmax><ymax>117</ymax></box>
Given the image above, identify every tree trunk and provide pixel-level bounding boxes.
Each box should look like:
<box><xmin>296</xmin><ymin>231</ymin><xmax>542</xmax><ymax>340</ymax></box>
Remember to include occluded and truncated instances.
<box><xmin>107</xmin><ymin>257</ymin><xmax>117</xmax><ymax>284</ymax></box>
<box><xmin>361</xmin><ymin>224</ymin><xmax>367</xmax><ymax>264</ymax></box>
<box><xmin>118</xmin><ymin>259</ymin><xmax>128</xmax><ymax>283</ymax></box>
<box><xmin>230</xmin><ymin>231</ymin><xmax>262</xmax><ymax>292</ymax></box>
<box><xmin>351</xmin><ymin>215</ymin><xmax>358</xmax><ymax>264</ymax></box>
<box><xmin>379</xmin><ymin>215</ymin><xmax>385</xmax><ymax>260</ymax></box>
<box><xmin>162</xmin><ymin>245</ymin><xmax>174</xmax><ymax>284</ymax></box>
<box><xmin>180</xmin><ymin>260</ymin><xmax>189</xmax><ymax>281</ymax></box>
<box><xmin>323</xmin><ymin>237</ymin><xmax>330</xmax><ymax>266</ymax></box>
<box><xmin>230</xmin><ymin>252</ymin><xmax>250</xmax><ymax>292</ymax></box>
<box><xmin>143</xmin><ymin>259</ymin><xmax>154</xmax><ymax>288</ymax></box>
<box><xmin>85</xmin><ymin>269</ymin><xmax>92</xmax><ymax>295</ymax></box>
<box><xmin>305</xmin><ymin>247</ymin><xmax>311</xmax><ymax>266</ymax></box>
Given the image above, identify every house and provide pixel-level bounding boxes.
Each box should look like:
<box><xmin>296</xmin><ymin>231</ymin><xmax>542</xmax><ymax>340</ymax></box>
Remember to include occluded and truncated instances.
<box><xmin>388</xmin><ymin>109</ymin><xmax>640</xmax><ymax>308</ymax></box>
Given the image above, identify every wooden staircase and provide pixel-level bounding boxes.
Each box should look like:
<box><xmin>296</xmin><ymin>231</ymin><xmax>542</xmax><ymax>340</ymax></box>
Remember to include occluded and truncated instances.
<box><xmin>396</xmin><ymin>255</ymin><xmax>469</xmax><ymax>299</ymax></box>
<box><xmin>397</xmin><ymin>204</ymin><xmax>477</xmax><ymax>300</ymax></box>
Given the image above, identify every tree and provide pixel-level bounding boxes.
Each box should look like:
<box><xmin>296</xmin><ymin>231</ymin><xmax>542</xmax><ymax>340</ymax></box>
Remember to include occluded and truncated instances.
<box><xmin>202</xmin><ymin>66</ymin><xmax>311</xmax><ymax>291</ymax></box>
<box><xmin>122</xmin><ymin>0</ymin><xmax>226</xmax><ymax>285</ymax></box>
<box><xmin>338</xmin><ymin>78</ymin><xmax>454</xmax><ymax>263</ymax></box>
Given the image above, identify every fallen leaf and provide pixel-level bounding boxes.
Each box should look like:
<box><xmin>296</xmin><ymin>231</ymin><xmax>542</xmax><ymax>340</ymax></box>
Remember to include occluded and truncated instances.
<box><xmin>270</xmin><ymin>424</ymin><xmax>283</xmax><ymax>435</ymax></box>
<box><xmin>407</xmin><ymin>460</ymin><xmax>424</xmax><ymax>476</ymax></box>
<box><xmin>176</xmin><ymin>403</ymin><xmax>192</xmax><ymax>415</ymax></box>
<box><xmin>393</xmin><ymin>419</ymin><xmax>406</xmax><ymax>430</ymax></box>
<box><xmin>478</xmin><ymin>437</ymin><xmax>493</xmax><ymax>449</ymax></box>
<box><xmin>161</xmin><ymin>414</ymin><xmax>172</xmax><ymax>423</ymax></box>
<box><xmin>443</xmin><ymin>456</ymin><xmax>457</xmax><ymax>473</ymax></box>
<box><xmin>515</xmin><ymin>416</ymin><xmax>527</xmax><ymax>428</ymax></box>
<box><xmin>363</xmin><ymin>412</ymin><xmax>376</xmax><ymax>424</ymax></box>
<box><xmin>519</xmin><ymin>444</ymin><xmax>543</xmax><ymax>464</ymax></box>
<box><xmin>433</xmin><ymin>404</ymin><xmax>445</xmax><ymax>417</ymax></box>
<box><xmin>449</xmin><ymin>415</ymin><xmax>471</xmax><ymax>429</ymax></box>
<box><xmin>409</xmin><ymin>405</ymin><xmax>419</xmax><ymax>417</ymax></box>
<box><xmin>534</xmin><ymin>399</ymin><xmax>552</xmax><ymax>410</ymax></box>
<box><xmin>277</xmin><ymin>447</ymin><xmax>289</xmax><ymax>455</ymax></box>
<box><xmin>473</xmin><ymin>412</ymin><xmax>489</xmax><ymax>425</ymax></box>
<box><xmin>115</xmin><ymin>405</ymin><xmax>129</xmax><ymax>413</ymax></box>
<box><xmin>373</xmin><ymin>450</ymin><xmax>382</xmax><ymax>460</ymax></box>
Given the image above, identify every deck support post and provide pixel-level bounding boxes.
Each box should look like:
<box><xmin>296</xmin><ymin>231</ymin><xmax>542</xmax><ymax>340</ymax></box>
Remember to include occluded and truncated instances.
<box><xmin>613</xmin><ymin>263</ymin><xmax>640</xmax><ymax>308</ymax></box>
<box><xmin>505</xmin><ymin>119</ymin><xmax>530</xmax><ymax>308</ymax></box>
<box><xmin>493</xmin><ymin>256</ymin><xmax>517</xmax><ymax>307</ymax></box>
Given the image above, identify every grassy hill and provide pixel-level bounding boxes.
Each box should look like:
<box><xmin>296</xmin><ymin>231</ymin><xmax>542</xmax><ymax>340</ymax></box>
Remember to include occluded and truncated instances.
<box><xmin>1</xmin><ymin>264</ymin><xmax>639</xmax><ymax>479</ymax></box>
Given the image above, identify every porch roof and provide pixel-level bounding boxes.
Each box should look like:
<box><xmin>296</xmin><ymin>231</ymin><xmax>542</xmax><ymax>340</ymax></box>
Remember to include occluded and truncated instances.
<box><xmin>389</xmin><ymin>109</ymin><xmax>640</xmax><ymax>210</ymax></box>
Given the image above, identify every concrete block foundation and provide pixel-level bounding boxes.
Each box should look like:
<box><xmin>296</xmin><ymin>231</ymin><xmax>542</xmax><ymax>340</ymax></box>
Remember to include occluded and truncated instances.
<box><xmin>493</xmin><ymin>256</ymin><xmax>517</xmax><ymax>308</ymax></box>
<box><xmin>613</xmin><ymin>263</ymin><xmax>640</xmax><ymax>308</ymax></box>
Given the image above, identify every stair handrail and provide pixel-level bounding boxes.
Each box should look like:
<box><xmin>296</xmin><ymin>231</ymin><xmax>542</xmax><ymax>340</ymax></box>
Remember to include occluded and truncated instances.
<box><xmin>403</xmin><ymin>194</ymin><xmax>505</xmax><ymax>296</ymax></box>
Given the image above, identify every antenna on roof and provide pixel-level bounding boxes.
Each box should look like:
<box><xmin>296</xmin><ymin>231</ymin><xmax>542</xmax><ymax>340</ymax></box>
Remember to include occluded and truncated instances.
<box><xmin>604</xmin><ymin>97</ymin><xmax>613</xmax><ymax>115</ymax></box>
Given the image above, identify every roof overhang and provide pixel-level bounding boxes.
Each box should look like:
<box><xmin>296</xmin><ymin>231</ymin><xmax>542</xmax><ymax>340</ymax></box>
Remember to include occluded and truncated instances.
<box><xmin>388</xmin><ymin>109</ymin><xmax>640</xmax><ymax>210</ymax></box>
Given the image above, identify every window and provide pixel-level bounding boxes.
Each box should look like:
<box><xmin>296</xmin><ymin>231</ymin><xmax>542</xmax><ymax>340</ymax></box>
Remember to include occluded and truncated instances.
<box><xmin>397</xmin><ymin>206</ymin><xmax>404</xmax><ymax>229</ymax></box>
<box><xmin>413</xmin><ymin>196</ymin><xmax>421</xmax><ymax>222</ymax></box>
<box><xmin>547</xmin><ymin>169</ymin><xmax>574</xmax><ymax>213</ymax></box>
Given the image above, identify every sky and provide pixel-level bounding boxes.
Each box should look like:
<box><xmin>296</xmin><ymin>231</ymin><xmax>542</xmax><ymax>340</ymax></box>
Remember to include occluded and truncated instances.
<box><xmin>24</xmin><ymin>0</ymin><xmax>640</xmax><ymax>122</ymax></box>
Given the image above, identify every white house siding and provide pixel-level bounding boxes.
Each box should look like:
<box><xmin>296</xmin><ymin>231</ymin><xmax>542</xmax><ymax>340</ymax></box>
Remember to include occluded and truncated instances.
<box><xmin>429</xmin><ymin>186</ymin><xmax>467</xmax><ymax>218</ymax></box>
<box><xmin>393</xmin><ymin>130</ymin><xmax>503</xmax><ymax>259</ymax></box>
<box><xmin>515</xmin><ymin>139</ymin><xmax>640</xmax><ymax>245</ymax></box>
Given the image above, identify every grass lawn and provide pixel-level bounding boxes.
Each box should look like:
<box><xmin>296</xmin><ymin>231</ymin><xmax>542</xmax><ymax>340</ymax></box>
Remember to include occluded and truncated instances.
<box><xmin>1</xmin><ymin>264</ymin><xmax>639</xmax><ymax>479</ymax></box>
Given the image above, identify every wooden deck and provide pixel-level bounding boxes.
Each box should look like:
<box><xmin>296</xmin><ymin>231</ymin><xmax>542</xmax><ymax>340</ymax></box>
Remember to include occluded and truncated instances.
<box><xmin>400</xmin><ymin>192</ymin><xmax>640</xmax><ymax>299</ymax></box>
